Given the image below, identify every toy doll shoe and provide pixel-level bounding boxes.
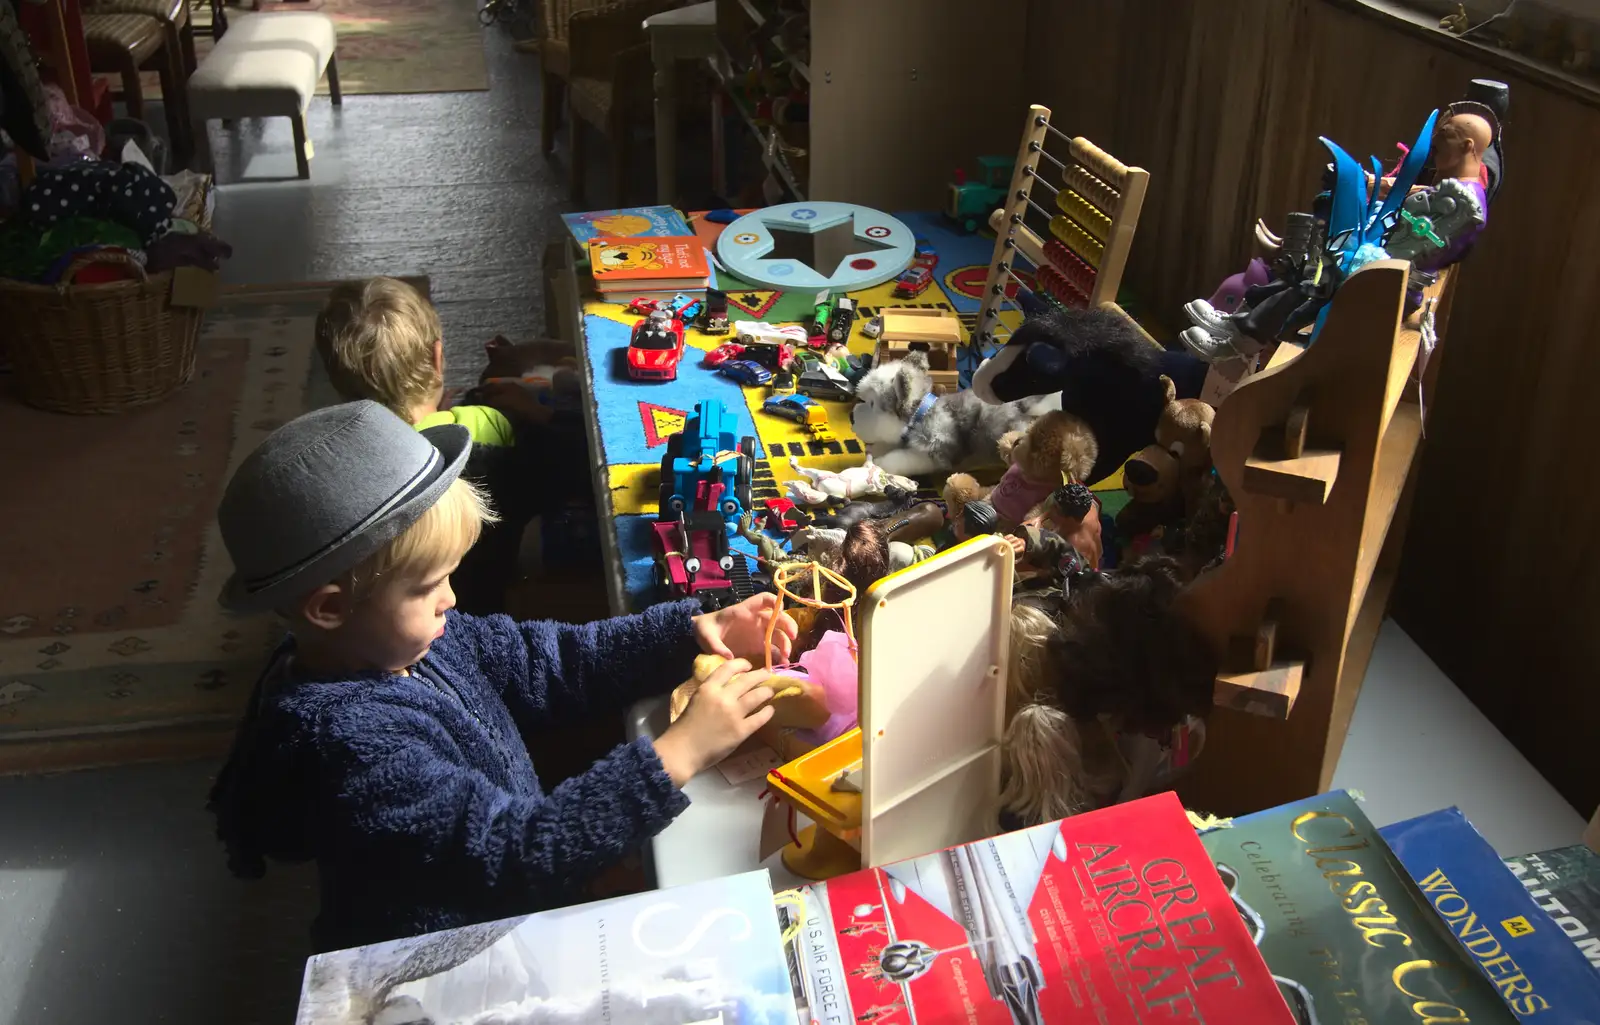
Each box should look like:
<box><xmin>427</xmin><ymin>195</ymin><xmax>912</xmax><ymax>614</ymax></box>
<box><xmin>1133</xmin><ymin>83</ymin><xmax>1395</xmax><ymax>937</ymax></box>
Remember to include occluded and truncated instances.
<box><xmin>1183</xmin><ymin>299</ymin><xmax>1233</xmax><ymax>335</ymax></box>
<box><xmin>1181</xmin><ymin>325</ymin><xmax>1256</xmax><ymax>364</ymax></box>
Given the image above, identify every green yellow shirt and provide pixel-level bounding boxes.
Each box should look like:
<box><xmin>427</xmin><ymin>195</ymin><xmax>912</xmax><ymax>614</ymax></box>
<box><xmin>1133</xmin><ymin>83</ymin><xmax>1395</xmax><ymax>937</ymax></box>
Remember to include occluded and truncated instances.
<box><xmin>415</xmin><ymin>405</ymin><xmax>515</xmax><ymax>447</ymax></box>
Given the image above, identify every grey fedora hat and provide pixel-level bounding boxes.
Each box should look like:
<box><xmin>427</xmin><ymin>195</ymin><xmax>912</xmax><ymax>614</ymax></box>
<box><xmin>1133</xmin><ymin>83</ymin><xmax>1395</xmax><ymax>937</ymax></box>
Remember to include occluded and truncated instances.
<box><xmin>218</xmin><ymin>400</ymin><xmax>472</xmax><ymax>613</ymax></box>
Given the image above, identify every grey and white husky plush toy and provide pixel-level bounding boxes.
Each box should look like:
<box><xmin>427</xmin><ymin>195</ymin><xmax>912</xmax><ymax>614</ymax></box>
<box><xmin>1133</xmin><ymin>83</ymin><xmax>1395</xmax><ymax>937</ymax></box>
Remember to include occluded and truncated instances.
<box><xmin>851</xmin><ymin>351</ymin><xmax>1060</xmax><ymax>477</ymax></box>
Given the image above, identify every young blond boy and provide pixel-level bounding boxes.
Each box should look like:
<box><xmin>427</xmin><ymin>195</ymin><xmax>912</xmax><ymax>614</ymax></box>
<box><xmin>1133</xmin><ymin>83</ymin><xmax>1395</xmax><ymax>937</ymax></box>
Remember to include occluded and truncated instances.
<box><xmin>312</xmin><ymin>277</ymin><xmax>579</xmax><ymax>613</ymax></box>
<box><xmin>208</xmin><ymin>402</ymin><xmax>795</xmax><ymax>951</ymax></box>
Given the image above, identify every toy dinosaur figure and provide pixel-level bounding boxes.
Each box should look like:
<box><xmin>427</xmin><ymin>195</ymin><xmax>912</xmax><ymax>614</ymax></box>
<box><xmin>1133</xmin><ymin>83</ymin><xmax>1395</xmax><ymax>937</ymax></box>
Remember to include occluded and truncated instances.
<box><xmin>738</xmin><ymin>512</ymin><xmax>809</xmax><ymax>572</ymax></box>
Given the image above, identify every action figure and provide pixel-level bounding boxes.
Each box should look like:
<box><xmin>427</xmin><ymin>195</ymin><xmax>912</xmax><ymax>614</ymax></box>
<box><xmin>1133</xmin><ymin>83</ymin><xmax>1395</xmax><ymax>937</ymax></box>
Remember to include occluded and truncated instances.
<box><xmin>1181</xmin><ymin>84</ymin><xmax>1505</xmax><ymax>365</ymax></box>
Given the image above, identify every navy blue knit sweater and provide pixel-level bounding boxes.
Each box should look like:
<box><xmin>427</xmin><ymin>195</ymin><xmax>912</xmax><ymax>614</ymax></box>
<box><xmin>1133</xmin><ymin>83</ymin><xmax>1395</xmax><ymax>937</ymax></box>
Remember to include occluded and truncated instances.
<box><xmin>208</xmin><ymin>600</ymin><xmax>702</xmax><ymax>952</ymax></box>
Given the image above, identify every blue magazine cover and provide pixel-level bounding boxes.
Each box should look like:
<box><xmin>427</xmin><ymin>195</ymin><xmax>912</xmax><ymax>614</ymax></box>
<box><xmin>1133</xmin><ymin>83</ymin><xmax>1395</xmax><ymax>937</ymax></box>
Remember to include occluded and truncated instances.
<box><xmin>1382</xmin><ymin>808</ymin><xmax>1600</xmax><ymax>1023</ymax></box>
<box><xmin>295</xmin><ymin>869</ymin><xmax>799</xmax><ymax>1025</ymax></box>
<box><xmin>561</xmin><ymin>205</ymin><xmax>694</xmax><ymax>243</ymax></box>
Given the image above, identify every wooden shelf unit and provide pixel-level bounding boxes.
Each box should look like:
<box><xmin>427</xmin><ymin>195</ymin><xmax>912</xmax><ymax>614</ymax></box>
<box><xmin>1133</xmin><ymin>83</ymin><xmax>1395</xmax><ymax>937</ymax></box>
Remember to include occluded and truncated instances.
<box><xmin>708</xmin><ymin>0</ymin><xmax>1029</xmax><ymax>210</ymax></box>
<box><xmin>1176</xmin><ymin>260</ymin><xmax>1454</xmax><ymax>816</ymax></box>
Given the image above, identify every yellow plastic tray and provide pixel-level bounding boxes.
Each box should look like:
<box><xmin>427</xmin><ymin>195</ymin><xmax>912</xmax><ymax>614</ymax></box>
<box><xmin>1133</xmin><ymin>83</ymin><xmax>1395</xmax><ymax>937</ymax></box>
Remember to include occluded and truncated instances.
<box><xmin>766</xmin><ymin>727</ymin><xmax>863</xmax><ymax>839</ymax></box>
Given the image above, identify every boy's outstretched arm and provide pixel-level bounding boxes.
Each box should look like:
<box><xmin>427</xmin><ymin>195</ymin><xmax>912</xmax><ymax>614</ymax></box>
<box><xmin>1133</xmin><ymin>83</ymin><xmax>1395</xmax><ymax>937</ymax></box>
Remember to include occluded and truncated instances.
<box><xmin>446</xmin><ymin>600</ymin><xmax>703</xmax><ymax>731</ymax></box>
<box><xmin>332</xmin><ymin>704</ymin><xmax>688</xmax><ymax>910</ymax></box>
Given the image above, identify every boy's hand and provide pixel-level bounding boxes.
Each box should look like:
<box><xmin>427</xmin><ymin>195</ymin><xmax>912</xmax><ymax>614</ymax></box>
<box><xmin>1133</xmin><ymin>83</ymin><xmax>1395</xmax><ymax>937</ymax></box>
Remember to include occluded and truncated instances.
<box><xmin>693</xmin><ymin>592</ymin><xmax>798</xmax><ymax>665</ymax></box>
<box><xmin>654</xmin><ymin>659</ymin><xmax>776</xmax><ymax>785</ymax></box>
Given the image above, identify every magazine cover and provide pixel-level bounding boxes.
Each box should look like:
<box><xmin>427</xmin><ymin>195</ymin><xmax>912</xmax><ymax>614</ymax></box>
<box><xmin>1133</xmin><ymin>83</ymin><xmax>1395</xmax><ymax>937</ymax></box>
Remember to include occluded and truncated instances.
<box><xmin>781</xmin><ymin>792</ymin><xmax>1295</xmax><ymax>1025</ymax></box>
<box><xmin>1382</xmin><ymin>807</ymin><xmax>1600</xmax><ymax>1020</ymax></box>
<box><xmin>1201</xmin><ymin>790</ymin><xmax>1518</xmax><ymax>1025</ymax></box>
<box><xmin>1504</xmin><ymin>844</ymin><xmax>1600</xmax><ymax>972</ymax></box>
<box><xmin>295</xmin><ymin>870</ymin><xmax>799</xmax><ymax>1025</ymax></box>
<box><xmin>561</xmin><ymin>206</ymin><xmax>694</xmax><ymax>243</ymax></box>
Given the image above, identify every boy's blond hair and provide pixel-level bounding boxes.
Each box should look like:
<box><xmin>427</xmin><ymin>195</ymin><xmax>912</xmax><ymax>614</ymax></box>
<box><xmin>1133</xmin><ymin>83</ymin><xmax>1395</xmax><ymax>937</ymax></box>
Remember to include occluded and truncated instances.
<box><xmin>316</xmin><ymin>278</ymin><xmax>443</xmax><ymax>419</ymax></box>
<box><xmin>344</xmin><ymin>477</ymin><xmax>498</xmax><ymax>600</ymax></box>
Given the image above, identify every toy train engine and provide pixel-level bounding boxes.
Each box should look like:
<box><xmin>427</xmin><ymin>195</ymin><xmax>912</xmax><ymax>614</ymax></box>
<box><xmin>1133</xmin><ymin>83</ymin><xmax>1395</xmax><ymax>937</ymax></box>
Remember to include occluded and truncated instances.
<box><xmin>658</xmin><ymin>399</ymin><xmax>758</xmax><ymax>523</ymax></box>
<box><xmin>947</xmin><ymin>155</ymin><xmax>1014</xmax><ymax>233</ymax></box>
<box><xmin>651</xmin><ymin>509</ymin><xmax>740</xmax><ymax>603</ymax></box>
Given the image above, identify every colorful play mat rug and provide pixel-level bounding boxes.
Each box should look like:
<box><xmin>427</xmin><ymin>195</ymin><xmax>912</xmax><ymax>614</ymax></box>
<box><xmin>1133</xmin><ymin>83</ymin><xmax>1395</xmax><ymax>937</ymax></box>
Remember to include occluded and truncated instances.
<box><xmin>0</xmin><ymin>281</ymin><xmax>369</xmax><ymax>775</ymax></box>
<box><xmin>583</xmin><ymin>210</ymin><xmax>1131</xmax><ymax>609</ymax></box>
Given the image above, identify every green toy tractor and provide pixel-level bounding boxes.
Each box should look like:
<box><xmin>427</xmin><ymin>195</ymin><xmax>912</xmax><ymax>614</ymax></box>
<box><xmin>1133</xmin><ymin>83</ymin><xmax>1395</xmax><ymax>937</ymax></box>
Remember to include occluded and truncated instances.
<box><xmin>946</xmin><ymin>155</ymin><xmax>1014</xmax><ymax>233</ymax></box>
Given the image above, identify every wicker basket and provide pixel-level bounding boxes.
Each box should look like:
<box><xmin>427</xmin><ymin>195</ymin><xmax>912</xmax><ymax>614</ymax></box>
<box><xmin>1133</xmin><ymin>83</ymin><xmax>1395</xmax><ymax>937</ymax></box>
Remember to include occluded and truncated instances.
<box><xmin>0</xmin><ymin>251</ymin><xmax>203</xmax><ymax>414</ymax></box>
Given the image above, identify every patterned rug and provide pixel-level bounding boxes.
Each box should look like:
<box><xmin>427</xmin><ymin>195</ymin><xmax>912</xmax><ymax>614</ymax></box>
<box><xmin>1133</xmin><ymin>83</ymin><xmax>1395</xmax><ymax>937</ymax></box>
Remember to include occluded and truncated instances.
<box><xmin>0</xmin><ymin>281</ymin><xmax>364</xmax><ymax>775</ymax></box>
<box><xmin>140</xmin><ymin>0</ymin><xmax>489</xmax><ymax>98</ymax></box>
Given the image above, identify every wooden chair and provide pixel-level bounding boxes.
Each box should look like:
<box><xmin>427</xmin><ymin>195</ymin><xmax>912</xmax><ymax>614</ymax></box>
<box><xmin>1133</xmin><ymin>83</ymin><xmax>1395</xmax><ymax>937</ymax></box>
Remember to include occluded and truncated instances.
<box><xmin>88</xmin><ymin>0</ymin><xmax>196</xmax><ymax>74</ymax></box>
<box><xmin>561</xmin><ymin>0</ymin><xmax>683</xmax><ymax>203</ymax></box>
<box><xmin>82</xmin><ymin>10</ymin><xmax>192</xmax><ymax>159</ymax></box>
<box><xmin>536</xmin><ymin>0</ymin><xmax>609</xmax><ymax>158</ymax></box>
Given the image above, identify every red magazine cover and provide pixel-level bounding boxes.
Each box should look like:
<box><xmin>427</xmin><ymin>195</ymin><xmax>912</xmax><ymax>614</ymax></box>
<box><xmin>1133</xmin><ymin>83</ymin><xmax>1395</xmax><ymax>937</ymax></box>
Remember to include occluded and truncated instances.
<box><xmin>778</xmin><ymin>792</ymin><xmax>1295</xmax><ymax>1024</ymax></box>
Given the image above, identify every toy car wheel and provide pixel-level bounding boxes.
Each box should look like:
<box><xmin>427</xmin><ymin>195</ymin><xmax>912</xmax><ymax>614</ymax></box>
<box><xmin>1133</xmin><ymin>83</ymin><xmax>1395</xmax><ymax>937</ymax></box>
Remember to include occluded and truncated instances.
<box><xmin>736</xmin><ymin>437</ymin><xmax>756</xmax><ymax>513</ymax></box>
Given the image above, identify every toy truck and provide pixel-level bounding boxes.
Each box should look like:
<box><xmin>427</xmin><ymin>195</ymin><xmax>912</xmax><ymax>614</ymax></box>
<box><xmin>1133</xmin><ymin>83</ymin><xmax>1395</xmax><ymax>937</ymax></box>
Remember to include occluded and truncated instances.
<box><xmin>658</xmin><ymin>398</ymin><xmax>757</xmax><ymax>523</ymax></box>
<box><xmin>946</xmin><ymin>155</ymin><xmax>1014</xmax><ymax>232</ymax></box>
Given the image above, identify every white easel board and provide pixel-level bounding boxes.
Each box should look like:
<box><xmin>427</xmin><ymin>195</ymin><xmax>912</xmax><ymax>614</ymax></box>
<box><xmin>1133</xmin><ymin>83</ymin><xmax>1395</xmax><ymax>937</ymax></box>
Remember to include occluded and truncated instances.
<box><xmin>859</xmin><ymin>535</ymin><xmax>1014</xmax><ymax>868</ymax></box>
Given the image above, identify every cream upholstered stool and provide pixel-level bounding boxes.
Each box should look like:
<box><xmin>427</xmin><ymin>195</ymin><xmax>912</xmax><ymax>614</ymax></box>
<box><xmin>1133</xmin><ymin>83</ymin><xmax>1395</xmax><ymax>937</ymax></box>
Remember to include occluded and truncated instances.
<box><xmin>186</xmin><ymin>12</ymin><xmax>341</xmax><ymax>179</ymax></box>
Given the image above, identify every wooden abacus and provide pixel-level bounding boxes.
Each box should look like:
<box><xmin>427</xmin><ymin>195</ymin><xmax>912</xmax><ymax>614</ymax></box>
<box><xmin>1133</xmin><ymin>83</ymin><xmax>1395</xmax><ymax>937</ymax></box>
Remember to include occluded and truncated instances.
<box><xmin>971</xmin><ymin>103</ymin><xmax>1150</xmax><ymax>354</ymax></box>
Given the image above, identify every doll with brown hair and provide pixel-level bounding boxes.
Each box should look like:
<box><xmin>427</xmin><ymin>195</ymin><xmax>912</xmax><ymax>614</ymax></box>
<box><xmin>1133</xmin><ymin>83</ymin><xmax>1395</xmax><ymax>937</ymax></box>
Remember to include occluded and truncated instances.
<box><xmin>943</xmin><ymin>410</ymin><xmax>1098</xmax><ymax>536</ymax></box>
<box><xmin>999</xmin><ymin>557</ymin><xmax>1216</xmax><ymax>827</ymax></box>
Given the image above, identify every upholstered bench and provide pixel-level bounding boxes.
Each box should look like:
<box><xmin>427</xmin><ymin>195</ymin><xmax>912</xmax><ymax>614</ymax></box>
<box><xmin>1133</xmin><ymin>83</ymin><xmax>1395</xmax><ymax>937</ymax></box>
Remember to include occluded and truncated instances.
<box><xmin>187</xmin><ymin>12</ymin><xmax>341</xmax><ymax>179</ymax></box>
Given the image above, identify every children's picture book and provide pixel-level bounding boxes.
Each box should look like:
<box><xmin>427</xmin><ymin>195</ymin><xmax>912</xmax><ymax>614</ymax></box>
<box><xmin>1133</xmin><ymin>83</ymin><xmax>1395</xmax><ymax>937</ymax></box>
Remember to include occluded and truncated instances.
<box><xmin>588</xmin><ymin>235</ymin><xmax>710</xmax><ymax>292</ymax></box>
<box><xmin>780</xmin><ymin>791</ymin><xmax>1295</xmax><ymax>1025</ymax></box>
<box><xmin>1504</xmin><ymin>844</ymin><xmax>1600</xmax><ymax>973</ymax></box>
<box><xmin>561</xmin><ymin>205</ymin><xmax>694</xmax><ymax>244</ymax></box>
<box><xmin>294</xmin><ymin>870</ymin><xmax>799</xmax><ymax>1025</ymax></box>
<box><xmin>1200</xmin><ymin>790</ymin><xmax>1519</xmax><ymax>1025</ymax></box>
<box><xmin>1382</xmin><ymin>807</ymin><xmax>1600</xmax><ymax>1020</ymax></box>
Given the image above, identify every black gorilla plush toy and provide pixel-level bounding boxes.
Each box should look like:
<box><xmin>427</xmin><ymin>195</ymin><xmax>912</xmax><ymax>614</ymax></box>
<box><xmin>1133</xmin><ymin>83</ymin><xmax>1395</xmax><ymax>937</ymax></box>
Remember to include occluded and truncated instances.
<box><xmin>972</xmin><ymin>305</ymin><xmax>1208</xmax><ymax>485</ymax></box>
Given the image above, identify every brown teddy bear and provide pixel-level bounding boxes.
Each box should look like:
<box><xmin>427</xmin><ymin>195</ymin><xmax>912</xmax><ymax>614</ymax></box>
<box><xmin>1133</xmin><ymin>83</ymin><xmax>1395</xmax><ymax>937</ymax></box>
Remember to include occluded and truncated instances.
<box><xmin>943</xmin><ymin>410</ymin><xmax>1098</xmax><ymax>533</ymax></box>
<box><xmin>1153</xmin><ymin>374</ymin><xmax>1216</xmax><ymax>511</ymax></box>
<box><xmin>1114</xmin><ymin>442</ymin><xmax>1184</xmax><ymax>551</ymax></box>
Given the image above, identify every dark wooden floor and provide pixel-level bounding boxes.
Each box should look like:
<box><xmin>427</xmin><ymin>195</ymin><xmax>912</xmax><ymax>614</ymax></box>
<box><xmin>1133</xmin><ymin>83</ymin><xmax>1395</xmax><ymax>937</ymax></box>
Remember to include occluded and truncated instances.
<box><xmin>0</xmin><ymin>25</ymin><xmax>680</xmax><ymax>1025</ymax></box>
<box><xmin>212</xmin><ymin>28</ymin><xmax>560</xmax><ymax>388</ymax></box>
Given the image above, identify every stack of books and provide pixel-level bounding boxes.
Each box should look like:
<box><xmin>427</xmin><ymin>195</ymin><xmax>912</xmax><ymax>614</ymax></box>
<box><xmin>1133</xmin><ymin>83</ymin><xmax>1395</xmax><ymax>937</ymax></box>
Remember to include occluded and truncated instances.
<box><xmin>294</xmin><ymin>792</ymin><xmax>1300</xmax><ymax>1024</ymax></box>
<box><xmin>291</xmin><ymin>788</ymin><xmax>1600</xmax><ymax>1024</ymax></box>
<box><xmin>561</xmin><ymin>205</ymin><xmax>714</xmax><ymax>303</ymax></box>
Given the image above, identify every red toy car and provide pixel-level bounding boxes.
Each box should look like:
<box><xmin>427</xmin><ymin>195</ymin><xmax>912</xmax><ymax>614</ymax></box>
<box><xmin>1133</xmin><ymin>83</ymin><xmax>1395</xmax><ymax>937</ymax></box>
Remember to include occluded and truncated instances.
<box><xmin>624</xmin><ymin>297</ymin><xmax>665</xmax><ymax>316</ymax></box>
<box><xmin>627</xmin><ymin>311</ymin><xmax>686</xmax><ymax>380</ymax></box>
<box><xmin>703</xmin><ymin>341</ymin><xmax>746</xmax><ymax>367</ymax></box>
<box><xmin>892</xmin><ymin>265</ymin><xmax>933</xmax><ymax>299</ymax></box>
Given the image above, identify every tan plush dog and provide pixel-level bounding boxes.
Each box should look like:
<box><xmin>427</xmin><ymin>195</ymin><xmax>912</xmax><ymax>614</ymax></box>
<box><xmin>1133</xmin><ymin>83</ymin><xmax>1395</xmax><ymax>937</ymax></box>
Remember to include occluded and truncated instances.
<box><xmin>1153</xmin><ymin>374</ymin><xmax>1216</xmax><ymax>511</ymax></box>
<box><xmin>944</xmin><ymin>410</ymin><xmax>1098</xmax><ymax>532</ymax></box>
<box><xmin>669</xmin><ymin>654</ymin><xmax>831</xmax><ymax>731</ymax></box>
<box><xmin>1154</xmin><ymin>374</ymin><xmax>1215</xmax><ymax>473</ymax></box>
